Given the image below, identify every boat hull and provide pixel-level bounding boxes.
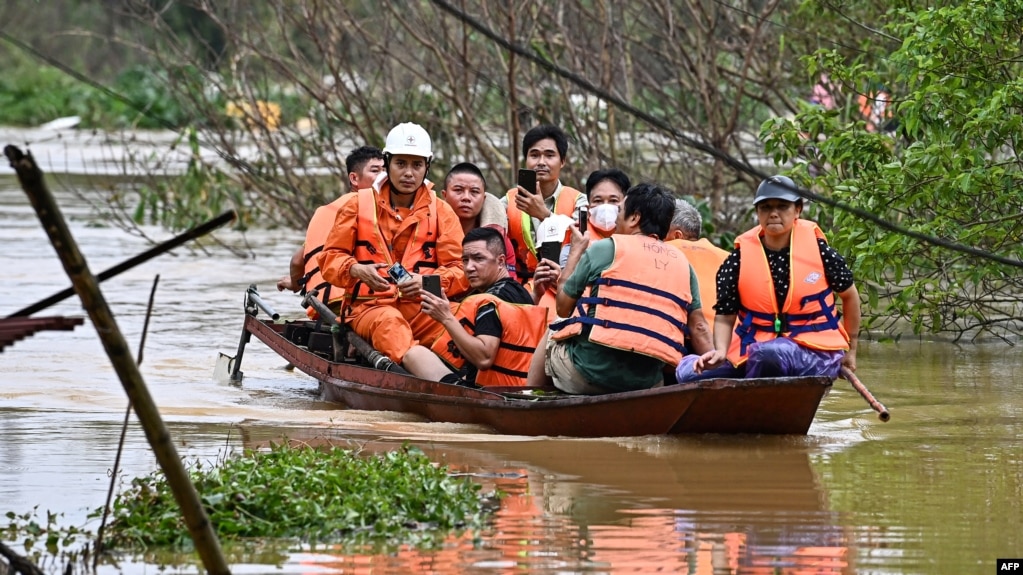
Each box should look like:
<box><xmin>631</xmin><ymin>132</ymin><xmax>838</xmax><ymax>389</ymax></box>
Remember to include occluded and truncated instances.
<box><xmin>245</xmin><ymin>316</ymin><xmax>832</xmax><ymax>437</ymax></box>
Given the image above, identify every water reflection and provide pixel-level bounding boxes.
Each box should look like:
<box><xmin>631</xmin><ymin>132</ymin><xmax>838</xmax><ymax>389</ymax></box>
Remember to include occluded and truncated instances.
<box><xmin>239</xmin><ymin>429</ymin><xmax>852</xmax><ymax>574</ymax></box>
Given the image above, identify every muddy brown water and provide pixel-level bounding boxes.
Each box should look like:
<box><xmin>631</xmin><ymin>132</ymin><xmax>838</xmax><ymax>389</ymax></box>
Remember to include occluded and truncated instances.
<box><xmin>1</xmin><ymin>179</ymin><xmax>1021</xmax><ymax>574</ymax></box>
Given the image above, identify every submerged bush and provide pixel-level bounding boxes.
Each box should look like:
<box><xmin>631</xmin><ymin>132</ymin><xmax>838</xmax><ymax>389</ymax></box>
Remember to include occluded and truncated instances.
<box><xmin>99</xmin><ymin>442</ymin><xmax>496</xmax><ymax>550</ymax></box>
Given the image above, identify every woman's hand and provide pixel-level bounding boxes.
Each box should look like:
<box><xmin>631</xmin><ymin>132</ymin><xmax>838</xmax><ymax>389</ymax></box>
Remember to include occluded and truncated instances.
<box><xmin>693</xmin><ymin>350</ymin><xmax>727</xmax><ymax>374</ymax></box>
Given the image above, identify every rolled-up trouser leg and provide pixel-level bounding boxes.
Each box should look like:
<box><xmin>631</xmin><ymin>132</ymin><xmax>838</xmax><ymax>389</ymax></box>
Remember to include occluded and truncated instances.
<box><xmin>348</xmin><ymin>304</ymin><xmax>414</xmax><ymax>364</ymax></box>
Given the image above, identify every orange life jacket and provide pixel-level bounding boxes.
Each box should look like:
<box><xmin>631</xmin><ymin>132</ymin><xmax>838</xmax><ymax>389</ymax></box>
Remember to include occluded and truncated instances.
<box><xmin>506</xmin><ymin>184</ymin><xmax>581</xmax><ymax>279</ymax></box>
<box><xmin>429</xmin><ymin>293</ymin><xmax>548</xmax><ymax>387</ymax></box>
<box><xmin>531</xmin><ymin>229</ymin><xmax>601</xmax><ymax>325</ymax></box>
<box><xmin>533</xmin><ymin>230</ymin><xmax>608</xmax><ymax>325</ymax></box>
<box><xmin>551</xmin><ymin>234</ymin><xmax>692</xmax><ymax>365</ymax></box>
<box><xmin>349</xmin><ymin>186</ymin><xmax>439</xmax><ymax>305</ymax></box>
<box><xmin>666</xmin><ymin>238</ymin><xmax>729</xmax><ymax>325</ymax></box>
<box><xmin>858</xmin><ymin>90</ymin><xmax>891</xmax><ymax>132</ymax></box>
<box><xmin>726</xmin><ymin>219</ymin><xmax>849</xmax><ymax>366</ymax></box>
<box><xmin>584</xmin><ymin>225</ymin><xmax>614</xmax><ymax>243</ymax></box>
<box><xmin>300</xmin><ymin>197</ymin><xmax>346</xmax><ymax>319</ymax></box>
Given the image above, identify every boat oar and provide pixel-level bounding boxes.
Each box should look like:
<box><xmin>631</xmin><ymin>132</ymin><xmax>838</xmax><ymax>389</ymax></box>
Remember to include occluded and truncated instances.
<box><xmin>302</xmin><ymin>290</ymin><xmax>412</xmax><ymax>376</ymax></box>
<box><xmin>6</xmin><ymin>210</ymin><xmax>236</xmax><ymax>318</ymax></box>
<box><xmin>840</xmin><ymin>366</ymin><xmax>890</xmax><ymax>422</ymax></box>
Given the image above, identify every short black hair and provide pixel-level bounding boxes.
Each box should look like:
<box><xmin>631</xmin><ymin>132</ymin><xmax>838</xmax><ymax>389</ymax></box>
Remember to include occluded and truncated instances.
<box><xmin>522</xmin><ymin>124</ymin><xmax>568</xmax><ymax>161</ymax></box>
<box><xmin>462</xmin><ymin>226</ymin><xmax>506</xmax><ymax>257</ymax></box>
<box><xmin>445</xmin><ymin>162</ymin><xmax>487</xmax><ymax>190</ymax></box>
<box><xmin>623</xmin><ymin>183</ymin><xmax>676</xmax><ymax>240</ymax></box>
<box><xmin>345</xmin><ymin>146</ymin><xmax>384</xmax><ymax>174</ymax></box>
<box><xmin>584</xmin><ymin>168</ymin><xmax>631</xmax><ymax>200</ymax></box>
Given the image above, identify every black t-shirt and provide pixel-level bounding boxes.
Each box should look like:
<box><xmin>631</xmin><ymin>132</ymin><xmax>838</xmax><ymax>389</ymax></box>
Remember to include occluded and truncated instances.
<box><xmin>482</xmin><ymin>277</ymin><xmax>534</xmax><ymax>305</ymax></box>
<box><xmin>714</xmin><ymin>238</ymin><xmax>854</xmax><ymax>316</ymax></box>
<box><xmin>459</xmin><ymin>277</ymin><xmax>533</xmax><ymax>383</ymax></box>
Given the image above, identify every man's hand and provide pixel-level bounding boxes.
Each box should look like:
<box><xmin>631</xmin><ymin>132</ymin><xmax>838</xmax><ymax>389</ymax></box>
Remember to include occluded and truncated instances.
<box><xmin>514</xmin><ymin>185</ymin><xmax>551</xmax><ymax>220</ymax></box>
<box><xmin>279</xmin><ymin>246</ymin><xmax>304</xmax><ymax>293</ymax></box>
<box><xmin>559</xmin><ymin>224</ymin><xmax>588</xmax><ymax>289</ymax></box>
<box><xmin>277</xmin><ymin>275</ymin><xmax>298</xmax><ymax>292</ymax></box>
<box><xmin>567</xmin><ymin>223</ymin><xmax>588</xmax><ymax>253</ymax></box>
<box><xmin>350</xmin><ymin>263</ymin><xmax>390</xmax><ymax>292</ymax></box>
<box><xmin>397</xmin><ymin>273</ymin><xmax>424</xmax><ymax>300</ymax></box>
<box><xmin>533</xmin><ymin>258</ymin><xmax>561</xmax><ymax>298</ymax></box>
<box><xmin>420</xmin><ymin>290</ymin><xmax>453</xmax><ymax>323</ymax></box>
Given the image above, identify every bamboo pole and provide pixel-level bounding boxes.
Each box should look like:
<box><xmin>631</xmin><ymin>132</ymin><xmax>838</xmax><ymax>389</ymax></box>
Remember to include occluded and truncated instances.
<box><xmin>840</xmin><ymin>366</ymin><xmax>891</xmax><ymax>422</ymax></box>
<box><xmin>4</xmin><ymin>145</ymin><xmax>231</xmax><ymax>575</ymax></box>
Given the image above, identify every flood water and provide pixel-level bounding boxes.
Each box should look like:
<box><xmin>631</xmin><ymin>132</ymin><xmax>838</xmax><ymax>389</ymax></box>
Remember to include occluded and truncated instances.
<box><xmin>1</xmin><ymin>176</ymin><xmax>1022</xmax><ymax>574</ymax></box>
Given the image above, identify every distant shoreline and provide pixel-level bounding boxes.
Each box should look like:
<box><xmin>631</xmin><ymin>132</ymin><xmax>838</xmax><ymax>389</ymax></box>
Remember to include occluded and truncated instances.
<box><xmin>1</xmin><ymin>125</ymin><xmax>189</xmax><ymax>176</ymax></box>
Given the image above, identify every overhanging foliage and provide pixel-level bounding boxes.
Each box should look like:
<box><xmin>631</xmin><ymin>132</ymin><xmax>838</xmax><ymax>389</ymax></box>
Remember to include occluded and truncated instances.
<box><xmin>762</xmin><ymin>1</ymin><xmax>1023</xmax><ymax>341</ymax></box>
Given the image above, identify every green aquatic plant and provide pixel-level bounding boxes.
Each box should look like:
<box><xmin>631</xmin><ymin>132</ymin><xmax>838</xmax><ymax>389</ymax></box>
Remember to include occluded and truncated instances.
<box><xmin>97</xmin><ymin>442</ymin><xmax>497</xmax><ymax>550</ymax></box>
<box><xmin>2</xmin><ymin>507</ymin><xmax>91</xmax><ymax>572</ymax></box>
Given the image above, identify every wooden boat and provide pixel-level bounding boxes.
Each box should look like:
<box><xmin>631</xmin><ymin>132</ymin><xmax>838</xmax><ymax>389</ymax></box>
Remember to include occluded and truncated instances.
<box><xmin>0</xmin><ymin>315</ymin><xmax>83</xmax><ymax>353</ymax></box>
<box><xmin>235</xmin><ymin>312</ymin><xmax>834</xmax><ymax>437</ymax></box>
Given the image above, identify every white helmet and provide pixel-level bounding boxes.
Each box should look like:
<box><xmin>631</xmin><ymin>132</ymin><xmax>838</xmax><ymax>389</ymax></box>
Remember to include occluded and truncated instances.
<box><xmin>383</xmin><ymin>122</ymin><xmax>433</xmax><ymax>160</ymax></box>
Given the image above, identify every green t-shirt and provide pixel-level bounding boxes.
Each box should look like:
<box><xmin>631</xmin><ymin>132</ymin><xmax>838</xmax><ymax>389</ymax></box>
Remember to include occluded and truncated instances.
<box><xmin>561</xmin><ymin>238</ymin><xmax>701</xmax><ymax>392</ymax></box>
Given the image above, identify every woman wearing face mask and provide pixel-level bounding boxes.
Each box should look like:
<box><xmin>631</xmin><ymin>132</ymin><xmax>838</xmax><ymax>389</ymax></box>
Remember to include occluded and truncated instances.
<box><xmin>532</xmin><ymin>169</ymin><xmax>631</xmax><ymax>317</ymax></box>
<box><xmin>557</xmin><ymin>168</ymin><xmax>631</xmax><ymax>268</ymax></box>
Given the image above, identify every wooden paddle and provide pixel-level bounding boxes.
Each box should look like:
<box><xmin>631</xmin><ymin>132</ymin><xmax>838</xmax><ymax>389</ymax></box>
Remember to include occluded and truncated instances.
<box><xmin>840</xmin><ymin>366</ymin><xmax>890</xmax><ymax>422</ymax></box>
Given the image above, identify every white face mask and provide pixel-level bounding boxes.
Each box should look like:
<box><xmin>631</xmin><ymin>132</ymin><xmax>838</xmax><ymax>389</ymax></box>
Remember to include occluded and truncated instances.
<box><xmin>589</xmin><ymin>203</ymin><xmax>619</xmax><ymax>232</ymax></box>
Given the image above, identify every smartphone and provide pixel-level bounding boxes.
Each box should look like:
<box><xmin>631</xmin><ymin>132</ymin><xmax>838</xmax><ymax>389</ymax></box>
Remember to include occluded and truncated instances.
<box><xmin>578</xmin><ymin>209</ymin><xmax>588</xmax><ymax>234</ymax></box>
<box><xmin>517</xmin><ymin>168</ymin><xmax>537</xmax><ymax>195</ymax></box>
<box><xmin>537</xmin><ymin>241</ymin><xmax>562</xmax><ymax>265</ymax></box>
<box><xmin>422</xmin><ymin>274</ymin><xmax>442</xmax><ymax>298</ymax></box>
<box><xmin>387</xmin><ymin>262</ymin><xmax>413</xmax><ymax>284</ymax></box>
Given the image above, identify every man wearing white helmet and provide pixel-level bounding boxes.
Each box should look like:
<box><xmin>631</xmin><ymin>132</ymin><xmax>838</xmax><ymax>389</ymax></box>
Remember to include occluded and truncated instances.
<box><xmin>276</xmin><ymin>145</ymin><xmax>385</xmax><ymax>320</ymax></box>
<box><xmin>319</xmin><ymin>122</ymin><xmax>469</xmax><ymax>368</ymax></box>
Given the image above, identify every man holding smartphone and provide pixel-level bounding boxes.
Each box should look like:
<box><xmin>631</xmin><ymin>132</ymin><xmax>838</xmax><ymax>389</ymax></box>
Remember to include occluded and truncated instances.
<box><xmin>318</xmin><ymin>122</ymin><xmax>469</xmax><ymax>368</ymax></box>
<box><xmin>404</xmin><ymin>226</ymin><xmax>542</xmax><ymax>387</ymax></box>
<box><xmin>503</xmin><ymin>124</ymin><xmax>588</xmax><ymax>281</ymax></box>
<box><xmin>277</xmin><ymin>146</ymin><xmax>385</xmax><ymax>319</ymax></box>
<box><xmin>526</xmin><ymin>183</ymin><xmax>714</xmax><ymax>395</ymax></box>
